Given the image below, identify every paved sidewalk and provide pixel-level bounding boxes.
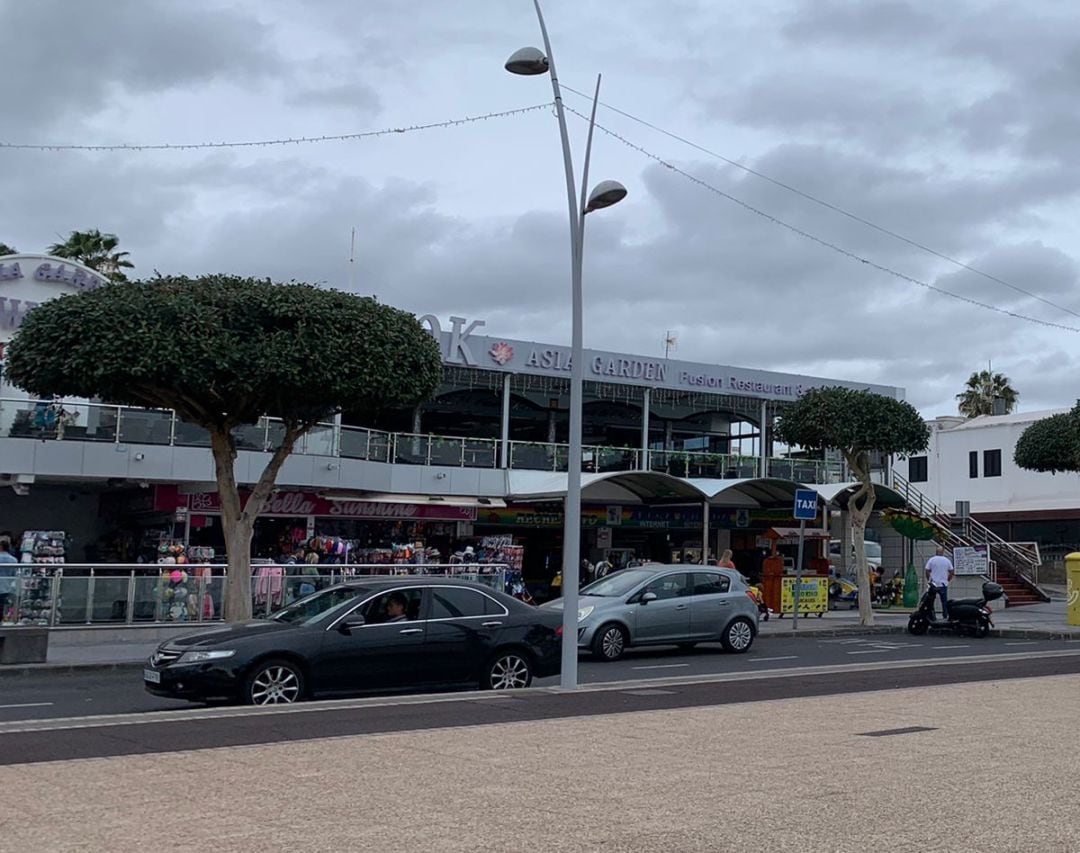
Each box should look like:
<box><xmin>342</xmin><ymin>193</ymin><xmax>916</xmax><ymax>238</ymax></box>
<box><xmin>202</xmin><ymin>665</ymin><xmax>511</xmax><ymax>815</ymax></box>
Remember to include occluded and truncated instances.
<box><xmin>0</xmin><ymin>674</ymin><xmax>1075</xmax><ymax>852</ymax></box>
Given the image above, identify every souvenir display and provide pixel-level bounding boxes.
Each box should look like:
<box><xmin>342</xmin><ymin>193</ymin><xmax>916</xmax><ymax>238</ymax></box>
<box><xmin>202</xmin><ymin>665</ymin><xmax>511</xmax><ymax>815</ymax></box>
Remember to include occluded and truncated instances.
<box><xmin>156</xmin><ymin>543</ymin><xmax>216</xmax><ymax>621</ymax></box>
<box><xmin>18</xmin><ymin>530</ymin><xmax>66</xmax><ymax>564</ymax></box>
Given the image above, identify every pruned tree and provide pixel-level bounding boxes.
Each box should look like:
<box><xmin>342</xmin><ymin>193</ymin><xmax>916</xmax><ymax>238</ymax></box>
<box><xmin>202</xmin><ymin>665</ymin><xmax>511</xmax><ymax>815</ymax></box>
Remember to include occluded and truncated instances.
<box><xmin>957</xmin><ymin>369</ymin><xmax>1018</xmax><ymax>418</ymax></box>
<box><xmin>1014</xmin><ymin>404</ymin><xmax>1080</xmax><ymax>474</ymax></box>
<box><xmin>47</xmin><ymin>229</ymin><xmax>134</xmax><ymax>282</ymax></box>
<box><xmin>4</xmin><ymin>274</ymin><xmax>442</xmax><ymax>620</ymax></box>
<box><xmin>774</xmin><ymin>387</ymin><xmax>930</xmax><ymax>625</ymax></box>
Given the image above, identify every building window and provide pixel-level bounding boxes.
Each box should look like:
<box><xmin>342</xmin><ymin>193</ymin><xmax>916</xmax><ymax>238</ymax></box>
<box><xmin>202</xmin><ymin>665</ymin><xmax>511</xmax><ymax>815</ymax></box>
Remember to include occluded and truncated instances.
<box><xmin>908</xmin><ymin>456</ymin><xmax>928</xmax><ymax>482</ymax></box>
<box><xmin>969</xmin><ymin>451</ymin><xmax>979</xmax><ymax>479</ymax></box>
<box><xmin>984</xmin><ymin>449</ymin><xmax>1002</xmax><ymax>478</ymax></box>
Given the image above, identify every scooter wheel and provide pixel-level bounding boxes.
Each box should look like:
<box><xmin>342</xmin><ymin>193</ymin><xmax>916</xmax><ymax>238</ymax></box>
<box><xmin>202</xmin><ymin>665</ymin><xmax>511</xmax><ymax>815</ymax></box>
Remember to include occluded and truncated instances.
<box><xmin>908</xmin><ymin>616</ymin><xmax>929</xmax><ymax>636</ymax></box>
<box><xmin>974</xmin><ymin>619</ymin><xmax>990</xmax><ymax>639</ymax></box>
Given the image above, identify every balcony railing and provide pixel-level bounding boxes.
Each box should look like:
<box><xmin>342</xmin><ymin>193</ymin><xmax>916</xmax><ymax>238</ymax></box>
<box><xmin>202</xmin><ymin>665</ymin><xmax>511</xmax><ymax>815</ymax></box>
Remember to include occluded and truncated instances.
<box><xmin>0</xmin><ymin>397</ymin><xmax>843</xmax><ymax>481</ymax></box>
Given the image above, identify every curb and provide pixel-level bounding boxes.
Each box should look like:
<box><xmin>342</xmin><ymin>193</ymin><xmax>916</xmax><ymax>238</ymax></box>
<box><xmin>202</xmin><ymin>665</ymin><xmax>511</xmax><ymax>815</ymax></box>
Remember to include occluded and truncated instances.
<box><xmin>759</xmin><ymin>625</ymin><xmax>907</xmax><ymax>639</ymax></box>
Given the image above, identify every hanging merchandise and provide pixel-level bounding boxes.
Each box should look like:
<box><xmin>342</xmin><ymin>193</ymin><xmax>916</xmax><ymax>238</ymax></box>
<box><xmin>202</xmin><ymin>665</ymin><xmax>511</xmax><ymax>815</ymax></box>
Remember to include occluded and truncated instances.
<box><xmin>19</xmin><ymin>530</ymin><xmax>67</xmax><ymax>564</ymax></box>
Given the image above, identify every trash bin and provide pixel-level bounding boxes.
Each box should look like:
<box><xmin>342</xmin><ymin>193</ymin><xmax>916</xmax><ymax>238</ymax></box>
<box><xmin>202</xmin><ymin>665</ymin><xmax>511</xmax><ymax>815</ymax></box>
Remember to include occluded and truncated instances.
<box><xmin>1066</xmin><ymin>553</ymin><xmax>1080</xmax><ymax>627</ymax></box>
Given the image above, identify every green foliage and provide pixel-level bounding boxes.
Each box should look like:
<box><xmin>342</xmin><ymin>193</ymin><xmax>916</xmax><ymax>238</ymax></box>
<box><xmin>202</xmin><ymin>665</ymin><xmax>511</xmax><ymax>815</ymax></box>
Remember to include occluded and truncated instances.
<box><xmin>4</xmin><ymin>275</ymin><xmax>443</xmax><ymax>430</ymax></box>
<box><xmin>773</xmin><ymin>387</ymin><xmax>930</xmax><ymax>459</ymax></box>
<box><xmin>0</xmin><ymin>242</ymin><xmax>16</xmax><ymax>255</ymax></box>
<box><xmin>46</xmin><ymin>229</ymin><xmax>134</xmax><ymax>282</ymax></box>
<box><xmin>1014</xmin><ymin>404</ymin><xmax>1080</xmax><ymax>474</ymax></box>
<box><xmin>957</xmin><ymin>369</ymin><xmax>1018</xmax><ymax>418</ymax></box>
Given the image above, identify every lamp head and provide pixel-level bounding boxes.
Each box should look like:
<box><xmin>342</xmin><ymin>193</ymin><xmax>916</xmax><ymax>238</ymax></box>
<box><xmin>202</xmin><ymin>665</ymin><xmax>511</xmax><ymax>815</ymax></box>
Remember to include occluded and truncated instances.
<box><xmin>585</xmin><ymin>180</ymin><xmax>628</xmax><ymax>213</ymax></box>
<box><xmin>505</xmin><ymin>47</ymin><xmax>550</xmax><ymax>76</ymax></box>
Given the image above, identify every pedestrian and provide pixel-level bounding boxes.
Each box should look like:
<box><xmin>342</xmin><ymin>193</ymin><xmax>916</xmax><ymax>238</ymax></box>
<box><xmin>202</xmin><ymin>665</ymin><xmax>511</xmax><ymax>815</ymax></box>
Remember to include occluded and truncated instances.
<box><xmin>717</xmin><ymin>549</ymin><xmax>736</xmax><ymax>570</ymax></box>
<box><xmin>924</xmin><ymin>546</ymin><xmax>955</xmax><ymax>620</ymax></box>
<box><xmin>0</xmin><ymin>539</ymin><xmax>19</xmax><ymax>622</ymax></box>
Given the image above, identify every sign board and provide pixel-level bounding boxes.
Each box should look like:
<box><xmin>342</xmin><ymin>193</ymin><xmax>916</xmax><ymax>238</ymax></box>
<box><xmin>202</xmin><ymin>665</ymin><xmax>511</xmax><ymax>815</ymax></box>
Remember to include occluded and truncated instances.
<box><xmin>953</xmin><ymin>545</ymin><xmax>989</xmax><ymax>576</ymax></box>
<box><xmin>780</xmin><ymin>576</ymin><xmax>828</xmax><ymax>614</ymax></box>
<box><xmin>793</xmin><ymin>489</ymin><xmax>818</xmax><ymax>521</ymax></box>
<box><xmin>596</xmin><ymin>527</ymin><xmax>612</xmax><ymax>549</ymax></box>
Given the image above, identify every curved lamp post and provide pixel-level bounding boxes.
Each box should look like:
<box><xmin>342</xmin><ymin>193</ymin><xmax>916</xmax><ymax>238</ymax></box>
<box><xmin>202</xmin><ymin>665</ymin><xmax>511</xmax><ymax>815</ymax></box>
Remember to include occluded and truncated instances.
<box><xmin>507</xmin><ymin>1</ymin><xmax>627</xmax><ymax>689</ymax></box>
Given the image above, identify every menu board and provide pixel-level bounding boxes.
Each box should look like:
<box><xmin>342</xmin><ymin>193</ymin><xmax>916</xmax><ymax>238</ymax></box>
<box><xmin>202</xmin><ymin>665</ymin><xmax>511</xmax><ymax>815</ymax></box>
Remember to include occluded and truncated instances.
<box><xmin>953</xmin><ymin>545</ymin><xmax>989</xmax><ymax>576</ymax></box>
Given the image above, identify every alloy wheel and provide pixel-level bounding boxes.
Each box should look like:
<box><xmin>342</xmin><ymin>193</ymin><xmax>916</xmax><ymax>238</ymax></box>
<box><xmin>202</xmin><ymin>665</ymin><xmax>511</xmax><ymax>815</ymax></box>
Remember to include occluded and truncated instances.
<box><xmin>250</xmin><ymin>665</ymin><xmax>302</xmax><ymax>705</ymax></box>
<box><xmin>489</xmin><ymin>654</ymin><xmax>531</xmax><ymax>689</ymax></box>
<box><xmin>728</xmin><ymin>620</ymin><xmax>753</xmax><ymax>651</ymax></box>
<box><xmin>601</xmin><ymin>626</ymin><xmax>625</xmax><ymax>659</ymax></box>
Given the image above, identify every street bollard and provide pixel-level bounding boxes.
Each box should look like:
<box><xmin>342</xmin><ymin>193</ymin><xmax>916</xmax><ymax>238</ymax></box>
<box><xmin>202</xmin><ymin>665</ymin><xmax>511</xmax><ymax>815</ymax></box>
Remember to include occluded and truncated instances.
<box><xmin>1066</xmin><ymin>553</ymin><xmax>1080</xmax><ymax>627</ymax></box>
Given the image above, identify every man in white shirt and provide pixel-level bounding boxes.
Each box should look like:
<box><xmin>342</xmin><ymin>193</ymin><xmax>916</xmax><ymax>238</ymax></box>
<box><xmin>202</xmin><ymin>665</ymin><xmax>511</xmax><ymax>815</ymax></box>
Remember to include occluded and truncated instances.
<box><xmin>924</xmin><ymin>547</ymin><xmax>955</xmax><ymax>620</ymax></box>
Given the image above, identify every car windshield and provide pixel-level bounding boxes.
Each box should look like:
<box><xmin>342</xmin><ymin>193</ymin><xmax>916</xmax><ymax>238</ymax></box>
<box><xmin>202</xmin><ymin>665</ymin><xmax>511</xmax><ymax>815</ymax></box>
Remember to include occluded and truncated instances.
<box><xmin>270</xmin><ymin>586</ymin><xmax>368</xmax><ymax>625</ymax></box>
<box><xmin>581</xmin><ymin>568</ymin><xmax>656</xmax><ymax>597</ymax></box>
<box><xmin>865</xmin><ymin>542</ymin><xmax>882</xmax><ymax>559</ymax></box>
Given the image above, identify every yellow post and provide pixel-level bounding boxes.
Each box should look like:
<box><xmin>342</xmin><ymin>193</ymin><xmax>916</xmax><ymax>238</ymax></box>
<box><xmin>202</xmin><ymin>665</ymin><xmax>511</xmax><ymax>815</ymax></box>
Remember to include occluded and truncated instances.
<box><xmin>1065</xmin><ymin>553</ymin><xmax>1080</xmax><ymax>627</ymax></box>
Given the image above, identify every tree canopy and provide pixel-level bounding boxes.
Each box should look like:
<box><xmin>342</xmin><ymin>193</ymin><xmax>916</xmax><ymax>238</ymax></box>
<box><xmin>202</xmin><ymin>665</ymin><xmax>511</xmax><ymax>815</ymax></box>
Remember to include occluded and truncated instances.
<box><xmin>773</xmin><ymin>387</ymin><xmax>930</xmax><ymax>462</ymax></box>
<box><xmin>47</xmin><ymin>229</ymin><xmax>134</xmax><ymax>282</ymax></box>
<box><xmin>5</xmin><ymin>274</ymin><xmax>443</xmax><ymax>620</ymax></box>
<box><xmin>1014</xmin><ymin>404</ymin><xmax>1080</xmax><ymax>474</ymax></box>
<box><xmin>957</xmin><ymin>369</ymin><xmax>1018</xmax><ymax>418</ymax></box>
<box><xmin>0</xmin><ymin>242</ymin><xmax>16</xmax><ymax>255</ymax></box>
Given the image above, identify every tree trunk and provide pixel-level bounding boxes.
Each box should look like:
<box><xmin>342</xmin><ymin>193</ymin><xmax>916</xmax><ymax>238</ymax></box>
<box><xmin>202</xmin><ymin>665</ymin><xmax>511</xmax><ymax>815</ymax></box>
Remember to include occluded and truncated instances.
<box><xmin>210</xmin><ymin>423</ymin><xmax>306</xmax><ymax>623</ymax></box>
<box><xmin>844</xmin><ymin>451</ymin><xmax>877</xmax><ymax>626</ymax></box>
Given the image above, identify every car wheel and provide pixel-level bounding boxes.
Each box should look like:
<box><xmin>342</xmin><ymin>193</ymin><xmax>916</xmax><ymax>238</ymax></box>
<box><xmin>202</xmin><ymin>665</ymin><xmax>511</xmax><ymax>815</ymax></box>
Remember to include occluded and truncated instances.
<box><xmin>484</xmin><ymin>650</ymin><xmax>533</xmax><ymax>690</ymax></box>
<box><xmin>592</xmin><ymin>623</ymin><xmax>628</xmax><ymax>661</ymax></box>
<box><xmin>720</xmin><ymin>618</ymin><xmax>754</xmax><ymax>653</ymax></box>
<box><xmin>244</xmin><ymin>659</ymin><xmax>305</xmax><ymax>706</ymax></box>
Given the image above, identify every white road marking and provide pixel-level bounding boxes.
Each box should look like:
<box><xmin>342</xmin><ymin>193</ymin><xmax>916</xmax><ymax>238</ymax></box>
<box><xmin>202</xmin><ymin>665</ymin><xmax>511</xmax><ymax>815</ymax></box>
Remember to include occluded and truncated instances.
<box><xmin>848</xmin><ymin>649</ymin><xmax>897</xmax><ymax>655</ymax></box>
<box><xmin>1006</xmin><ymin>641</ymin><xmax>1039</xmax><ymax>646</ymax></box>
<box><xmin>933</xmin><ymin>645</ymin><xmax>971</xmax><ymax>650</ymax></box>
<box><xmin>751</xmin><ymin>656</ymin><xmax>799</xmax><ymax>663</ymax></box>
<box><xmin>0</xmin><ymin>703</ymin><xmax>53</xmax><ymax>710</ymax></box>
<box><xmin>632</xmin><ymin>664</ymin><xmax>691</xmax><ymax>671</ymax></box>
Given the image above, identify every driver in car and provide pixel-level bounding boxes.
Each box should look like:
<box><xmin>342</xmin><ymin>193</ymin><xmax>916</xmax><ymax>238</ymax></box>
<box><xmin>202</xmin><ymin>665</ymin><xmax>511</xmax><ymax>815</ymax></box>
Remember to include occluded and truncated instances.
<box><xmin>386</xmin><ymin>592</ymin><xmax>409</xmax><ymax>622</ymax></box>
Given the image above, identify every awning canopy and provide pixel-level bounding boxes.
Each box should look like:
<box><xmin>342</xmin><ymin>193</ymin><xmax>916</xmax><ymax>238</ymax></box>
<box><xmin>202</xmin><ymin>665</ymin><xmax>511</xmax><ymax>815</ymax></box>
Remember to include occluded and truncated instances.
<box><xmin>506</xmin><ymin>470</ymin><xmax>708</xmax><ymax>504</ymax></box>
<box><xmin>764</xmin><ymin>527</ymin><xmax>831</xmax><ymax>541</ymax></box>
<box><xmin>686</xmin><ymin>477</ymin><xmax>812</xmax><ymax>508</ymax></box>
<box><xmin>321</xmin><ymin>492</ymin><xmax>506</xmax><ymax>508</ymax></box>
<box><xmin>812</xmin><ymin>482</ymin><xmax>910</xmax><ymax>510</ymax></box>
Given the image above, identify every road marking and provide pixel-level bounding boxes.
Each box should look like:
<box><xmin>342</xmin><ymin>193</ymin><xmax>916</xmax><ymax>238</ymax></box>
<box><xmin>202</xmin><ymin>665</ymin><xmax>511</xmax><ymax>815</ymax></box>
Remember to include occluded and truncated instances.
<box><xmin>752</xmin><ymin>656</ymin><xmax>799</xmax><ymax>663</ymax></box>
<box><xmin>0</xmin><ymin>703</ymin><xmax>53</xmax><ymax>710</ymax></box>
<box><xmin>1006</xmin><ymin>641</ymin><xmax>1039</xmax><ymax>646</ymax></box>
<box><xmin>4</xmin><ymin>649</ymin><xmax>1079</xmax><ymax>735</ymax></box>
<box><xmin>632</xmin><ymin>664</ymin><xmax>691</xmax><ymax>671</ymax></box>
<box><xmin>848</xmin><ymin>649</ymin><xmax>896</xmax><ymax>654</ymax></box>
<box><xmin>933</xmin><ymin>645</ymin><xmax>971</xmax><ymax>650</ymax></box>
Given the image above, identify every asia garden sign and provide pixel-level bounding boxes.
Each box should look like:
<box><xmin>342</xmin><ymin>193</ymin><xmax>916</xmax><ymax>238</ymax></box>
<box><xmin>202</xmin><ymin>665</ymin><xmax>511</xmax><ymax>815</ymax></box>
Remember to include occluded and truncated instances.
<box><xmin>0</xmin><ymin>254</ymin><xmax>107</xmax><ymax>335</ymax></box>
<box><xmin>419</xmin><ymin>315</ymin><xmax>904</xmax><ymax>403</ymax></box>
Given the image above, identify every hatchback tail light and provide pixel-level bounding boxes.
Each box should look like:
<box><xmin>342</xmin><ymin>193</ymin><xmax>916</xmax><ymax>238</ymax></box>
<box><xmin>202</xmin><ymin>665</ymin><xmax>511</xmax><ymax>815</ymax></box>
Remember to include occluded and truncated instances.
<box><xmin>555</xmin><ymin>625</ymin><xmax>563</xmax><ymax>638</ymax></box>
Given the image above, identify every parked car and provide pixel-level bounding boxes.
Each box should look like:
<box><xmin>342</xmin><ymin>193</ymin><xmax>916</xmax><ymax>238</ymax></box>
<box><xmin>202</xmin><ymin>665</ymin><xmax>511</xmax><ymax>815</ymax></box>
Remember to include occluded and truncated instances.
<box><xmin>542</xmin><ymin>565</ymin><xmax>759</xmax><ymax>661</ymax></box>
<box><xmin>143</xmin><ymin>579</ymin><xmax>562</xmax><ymax>706</ymax></box>
<box><xmin>829</xmin><ymin>539</ymin><xmax>882</xmax><ymax>572</ymax></box>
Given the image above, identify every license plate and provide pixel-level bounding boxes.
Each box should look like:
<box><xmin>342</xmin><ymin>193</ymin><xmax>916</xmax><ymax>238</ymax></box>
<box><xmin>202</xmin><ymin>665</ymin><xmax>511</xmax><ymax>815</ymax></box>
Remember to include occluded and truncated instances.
<box><xmin>144</xmin><ymin>669</ymin><xmax>161</xmax><ymax>684</ymax></box>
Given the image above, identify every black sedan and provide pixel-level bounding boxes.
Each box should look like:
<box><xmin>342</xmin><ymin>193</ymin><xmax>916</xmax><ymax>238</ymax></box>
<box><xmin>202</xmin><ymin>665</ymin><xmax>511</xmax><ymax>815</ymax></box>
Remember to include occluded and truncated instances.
<box><xmin>143</xmin><ymin>579</ymin><xmax>562</xmax><ymax>705</ymax></box>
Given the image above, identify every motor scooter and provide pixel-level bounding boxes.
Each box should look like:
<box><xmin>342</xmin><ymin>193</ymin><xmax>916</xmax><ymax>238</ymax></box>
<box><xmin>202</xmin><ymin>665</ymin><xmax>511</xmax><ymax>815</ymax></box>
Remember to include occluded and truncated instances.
<box><xmin>746</xmin><ymin>584</ymin><xmax>769</xmax><ymax>621</ymax></box>
<box><xmin>908</xmin><ymin>581</ymin><xmax>1003</xmax><ymax>637</ymax></box>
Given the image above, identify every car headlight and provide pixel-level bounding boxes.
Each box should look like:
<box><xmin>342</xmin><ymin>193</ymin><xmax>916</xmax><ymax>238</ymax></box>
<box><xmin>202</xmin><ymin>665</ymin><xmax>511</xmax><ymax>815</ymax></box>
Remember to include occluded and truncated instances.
<box><xmin>177</xmin><ymin>650</ymin><xmax>236</xmax><ymax>665</ymax></box>
<box><xmin>577</xmin><ymin>606</ymin><xmax>594</xmax><ymax>622</ymax></box>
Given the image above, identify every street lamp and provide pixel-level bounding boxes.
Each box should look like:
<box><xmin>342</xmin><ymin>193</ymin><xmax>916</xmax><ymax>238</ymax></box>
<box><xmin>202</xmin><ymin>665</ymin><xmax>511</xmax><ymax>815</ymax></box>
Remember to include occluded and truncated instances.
<box><xmin>506</xmin><ymin>0</ymin><xmax>627</xmax><ymax>690</ymax></box>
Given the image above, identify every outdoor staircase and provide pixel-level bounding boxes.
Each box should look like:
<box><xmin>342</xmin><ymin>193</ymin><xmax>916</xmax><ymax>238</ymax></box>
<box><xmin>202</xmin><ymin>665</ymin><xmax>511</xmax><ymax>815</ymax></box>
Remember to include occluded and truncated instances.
<box><xmin>890</xmin><ymin>473</ymin><xmax>1050</xmax><ymax>607</ymax></box>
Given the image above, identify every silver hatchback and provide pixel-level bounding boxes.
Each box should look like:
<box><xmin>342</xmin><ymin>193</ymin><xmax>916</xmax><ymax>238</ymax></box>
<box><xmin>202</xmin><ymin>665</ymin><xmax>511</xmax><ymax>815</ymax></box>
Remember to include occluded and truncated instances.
<box><xmin>542</xmin><ymin>565</ymin><xmax>759</xmax><ymax>661</ymax></box>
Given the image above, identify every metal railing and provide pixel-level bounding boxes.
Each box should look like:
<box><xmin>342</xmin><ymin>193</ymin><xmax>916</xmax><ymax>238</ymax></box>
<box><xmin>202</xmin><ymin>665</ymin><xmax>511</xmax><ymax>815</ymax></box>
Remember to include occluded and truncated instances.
<box><xmin>0</xmin><ymin>563</ymin><xmax>510</xmax><ymax>628</ymax></box>
<box><xmin>889</xmin><ymin>472</ymin><xmax>1043</xmax><ymax>589</ymax></box>
<box><xmin>0</xmin><ymin>396</ymin><xmax>844</xmax><ymax>481</ymax></box>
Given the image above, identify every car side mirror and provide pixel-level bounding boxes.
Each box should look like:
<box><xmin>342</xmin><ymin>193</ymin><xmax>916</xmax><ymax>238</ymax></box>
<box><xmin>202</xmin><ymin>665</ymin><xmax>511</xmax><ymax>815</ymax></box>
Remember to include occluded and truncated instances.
<box><xmin>339</xmin><ymin>616</ymin><xmax>366</xmax><ymax>635</ymax></box>
<box><xmin>640</xmin><ymin>591</ymin><xmax>658</xmax><ymax>605</ymax></box>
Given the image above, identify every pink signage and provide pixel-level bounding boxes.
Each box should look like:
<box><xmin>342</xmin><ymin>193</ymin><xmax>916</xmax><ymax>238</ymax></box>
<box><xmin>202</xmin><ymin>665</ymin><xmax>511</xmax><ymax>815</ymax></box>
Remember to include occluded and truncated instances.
<box><xmin>183</xmin><ymin>489</ymin><xmax>476</xmax><ymax>521</ymax></box>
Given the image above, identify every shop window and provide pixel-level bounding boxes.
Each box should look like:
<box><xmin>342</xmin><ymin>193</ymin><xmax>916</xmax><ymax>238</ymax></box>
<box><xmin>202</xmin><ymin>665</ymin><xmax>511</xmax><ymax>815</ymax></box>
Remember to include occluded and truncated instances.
<box><xmin>692</xmin><ymin>572</ymin><xmax>730</xmax><ymax>595</ymax></box>
<box><xmin>430</xmin><ymin>588</ymin><xmax>489</xmax><ymax>619</ymax></box>
<box><xmin>969</xmin><ymin>451</ymin><xmax>979</xmax><ymax>479</ymax></box>
<box><xmin>984</xmin><ymin>449</ymin><xmax>1002</xmax><ymax>478</ymax></box>
<box><xmin>908</xmin><ymin>456</ymin><xmax>928</xmax><ymax>483</ymax></box>
<box><xmin>642</xmin><ymin>573</ymin><xmax>691</xmax><ymax>600</ymax></box>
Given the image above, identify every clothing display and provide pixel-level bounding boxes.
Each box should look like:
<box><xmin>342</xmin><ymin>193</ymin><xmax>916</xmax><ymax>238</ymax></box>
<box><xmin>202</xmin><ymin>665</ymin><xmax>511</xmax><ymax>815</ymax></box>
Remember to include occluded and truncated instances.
<box><xmin>19</xmin><ymin>530</ymin><xmax>66</xmax><ymax>563</ymax></box>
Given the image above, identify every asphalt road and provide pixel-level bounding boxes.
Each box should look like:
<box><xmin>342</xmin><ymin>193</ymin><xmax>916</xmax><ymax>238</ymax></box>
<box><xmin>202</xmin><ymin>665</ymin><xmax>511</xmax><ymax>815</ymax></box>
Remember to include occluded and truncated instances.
<box><xmin>0</xmin><ymin>634</ymin><xmax>1072</xmax><ymax>722</ymax></box>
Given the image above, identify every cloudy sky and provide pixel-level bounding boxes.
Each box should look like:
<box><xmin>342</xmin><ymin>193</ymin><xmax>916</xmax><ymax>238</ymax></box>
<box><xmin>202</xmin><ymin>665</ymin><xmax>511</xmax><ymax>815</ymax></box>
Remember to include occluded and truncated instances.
<box><xmin>2</xmin><ymin>0</ymin><xmax>1078</xmax><ymax>416</ymax></box>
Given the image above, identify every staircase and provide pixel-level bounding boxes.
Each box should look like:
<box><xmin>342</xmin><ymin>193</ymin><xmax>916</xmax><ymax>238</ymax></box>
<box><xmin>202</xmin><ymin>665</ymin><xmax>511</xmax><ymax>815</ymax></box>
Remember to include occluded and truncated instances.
<box><xmin>889</xmin><ymin>473</ymin><xmax>1049</xmax><ymax>607</ymax></box>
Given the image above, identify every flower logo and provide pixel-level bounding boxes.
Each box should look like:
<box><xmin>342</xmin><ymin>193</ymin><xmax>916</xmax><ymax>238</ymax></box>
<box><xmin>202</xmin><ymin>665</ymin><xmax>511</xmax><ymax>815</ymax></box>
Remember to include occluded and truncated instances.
<box><xmin>489</xmin><ymin>341</ymin><xmax>515</xmax><ymax>365</ymax></box>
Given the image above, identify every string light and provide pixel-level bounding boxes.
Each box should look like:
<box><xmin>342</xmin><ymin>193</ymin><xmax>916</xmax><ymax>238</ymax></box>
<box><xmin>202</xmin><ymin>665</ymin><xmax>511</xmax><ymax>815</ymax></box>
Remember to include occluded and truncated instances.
<box><xmin>564</xmin><ymin>104</ymin><xmax>1080</xmax><ymax>335</ymax></box>
<box><xmin>0</xmin><ymin>103</ymin><xmax>553</xmax><ymax>152</ymax></box>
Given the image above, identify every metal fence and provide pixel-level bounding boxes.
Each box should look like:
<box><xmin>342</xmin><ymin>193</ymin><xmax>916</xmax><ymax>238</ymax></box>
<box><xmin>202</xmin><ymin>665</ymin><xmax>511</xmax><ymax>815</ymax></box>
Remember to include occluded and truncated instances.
<box><xmin>0</xmin><ymin>563</ymin><xmax>509</xmax><ymax>628</ymax></box>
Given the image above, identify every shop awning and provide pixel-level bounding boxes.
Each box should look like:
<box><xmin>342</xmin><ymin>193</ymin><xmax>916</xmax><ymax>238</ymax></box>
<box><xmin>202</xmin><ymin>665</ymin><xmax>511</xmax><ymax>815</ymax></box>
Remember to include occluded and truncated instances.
<box><xmin>811</xmin><ymin>482</ymin><xmax>909</xmax><ymax>510</ymax></box>
<box><xmin>686</xmin><ymin>477</ymin><xmax>812</xmax><ymax>508</ymax></box>
<box><xmin>320</xmin><ymin>492</ymin><xmax>506</xmax><ymax>508</ymax></box>
<box><xmin>764</xmin><ymin>527</ymin><xmax>831</xmax><ymax>541</ymax></box>
<box><xmin>506</xmin><ymin>471</ymin><xmax>708</xmax><ymax>504</ymax></box>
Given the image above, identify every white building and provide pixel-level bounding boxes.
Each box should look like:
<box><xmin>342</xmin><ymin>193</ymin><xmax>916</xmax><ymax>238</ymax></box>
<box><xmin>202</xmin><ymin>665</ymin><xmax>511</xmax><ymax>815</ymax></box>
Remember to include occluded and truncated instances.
<box><xmin>894</xmin><ymin>410</ymin><xmax>1080</xmax><ymax>565</ymax></box>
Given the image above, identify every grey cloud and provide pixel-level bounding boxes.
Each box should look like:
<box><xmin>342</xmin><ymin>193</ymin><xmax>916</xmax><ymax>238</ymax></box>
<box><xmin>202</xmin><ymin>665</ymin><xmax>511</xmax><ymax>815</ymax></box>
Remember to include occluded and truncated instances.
<box><xmin>285</xmin><ymin>82</ymin><xmax>382</xmax><ymax>116</ymax></box>
<box><xmin>782</xmin><ymin>0</ymin><xmax>936</xmax><ymax>44</ymax></box>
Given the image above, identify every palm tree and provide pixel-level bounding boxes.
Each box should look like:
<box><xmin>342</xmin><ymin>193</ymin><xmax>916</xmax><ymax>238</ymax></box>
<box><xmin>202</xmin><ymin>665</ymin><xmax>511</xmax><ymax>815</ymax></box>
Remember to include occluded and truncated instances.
<box><xmin>0</xmin><ymin>242</ymin><xmax>16</xmax><ymax>256</ymax></box>
<box><xmin>957</xmin><ymin>370</ymin><xmax>1018</xmax><ymax>418</ymax></box>
<box><xmin>47</xmin><ymin>230</ymin><xmax>134</xmax><ymax>282</ymax></box>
